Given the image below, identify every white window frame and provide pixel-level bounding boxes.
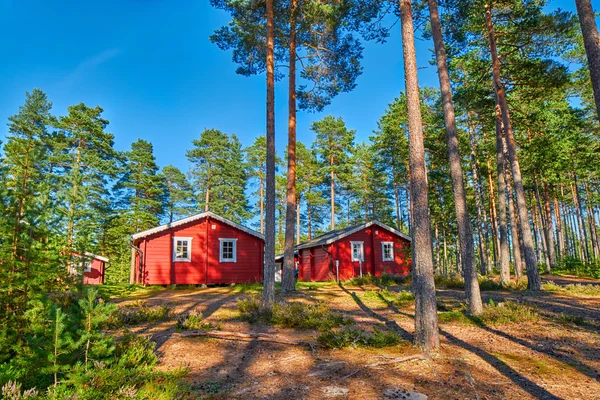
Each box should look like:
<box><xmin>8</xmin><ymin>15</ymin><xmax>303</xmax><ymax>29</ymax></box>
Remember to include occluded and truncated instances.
<box><xmin>173</xmin><ymin>237</ymin><xmax>193</xmax><ymax>262</ymax></box>
<box><xmin>84</xmin><ymin>261</ymin><xmax>93</xmax><ymax>273</ymax></box>
<box><xmin>382</xmin><ymin>241</ymin><xmax>394</xmax><ymax>262</ymax></box>
<box><xmin>219</xmin><ymin>238</ymin><xmax>237</xmax><ymax>262</ymax></box>
<box><xmin>350</xmin><ymin>241</ymin><xmax>364</xmax><ymax>262</ymax></box>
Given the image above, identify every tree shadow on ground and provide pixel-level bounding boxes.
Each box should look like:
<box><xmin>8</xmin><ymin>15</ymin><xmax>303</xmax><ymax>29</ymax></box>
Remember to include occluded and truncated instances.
<box><xmin>440</xmin><ymin>329</ymin><xmax>563</xmax><ymax>400</ymax></box>
<box><xmin>477</xmin><ymin>323</ymin><xmax>599</xmax><ymax>382</ymax></box>
<box><xmin>338</xmin><ymin>283</ymin><xmax>414</xmax><ymax>342</ymax></box>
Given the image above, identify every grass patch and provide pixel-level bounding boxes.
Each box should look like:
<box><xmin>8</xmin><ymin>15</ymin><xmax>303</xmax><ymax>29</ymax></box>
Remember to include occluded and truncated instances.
<box><xmin>176</xmin><ymin>309</ymin><xmax>221</xmax><ymax>331</ymax></box>
<box><xmin>345</xmin><ymin>273</ymin><xmax>410</xmax><ymax>287</ymax></box>
<box><xmin>363</xmin><ymin>289</ymin><xmax>414</xmax><ymax>307</ymax></box>
<box><xmin>230</xmin><ymin>282</ymin><xmax>265</xmax><ymax>294</ymax></box>
<box><xmin>297</xmin><ymin>281</ymin><xmax>338</xmax><ymax>290</ymax></box>
<box><xmin>238</xmin><ymin>296</ymin><xmax>354</xmax><ymax>331</ymax></box>
<box><xmin>317</xmin><ymin>325</ymin><xmax>406</xmax><ymax>349</ymax></box>
<box><xmin>544</xmin><ymin>282</ymin><xmax>600</xmax><ymax>296</ymax></box>
<box><xmin>438</xmin><ymin>300</ymin><xmax>538</xmax><ymax>326</ymax></box>
<box><xmin>435</xmin><ymin>275</ymin><xmax>529</xmax><ymax>291</ymax></box>
<box><xmin>106</xmin><ymin>303</ymin><xmax>171</xmax><ymax>328</ymax></box>
<box><xmin>98</xmin><ymin>284</ymin><xmax>163</xmax><ymax>299</ymax></box>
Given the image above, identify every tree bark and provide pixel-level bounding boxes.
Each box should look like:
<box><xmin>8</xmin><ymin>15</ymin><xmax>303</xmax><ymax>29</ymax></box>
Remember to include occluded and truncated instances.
<box><xmin>486</xmin><ymin>5</ymin><xmax>540</xmax><ymax>290</ymax></box>
<box><xmin>428</xmin><ymin>0</ymin><xmax>482</xmax><ymax>315</ymax></box>
<box><xmin>554</xmin><ymin>195</ymin><xmax>565</xmax><ymax>259</ymax></box>
<box><xmin>575</xmin><ymin>0</ymin><xmax>600</xmax><ymax>120</ymax></box>
<box><xmin>543</xmin><ymin>182</ymin><xmax>557</xmax><ymax>268</ymax></box>
<box><xmin>330</xmin><ymin>158</ymin><xmax>335</xmax><ymax>230</ymax></box>
<box><xmin>584</xmin><ymin>181</ymin><xmax>599</xmax><ymax>259</ymax></box>
<box><xmin>533</xmin><ymin>175</ymin><xmax>552</xmax><ymax>272</ymax></box>
<box><xmin>282</xmin><ymin>0</ymin><xmax>298</xmax><ymax>293</ymax></box>
<box><xmin>260</xmin><ymin>178</ymin><xmax>264</xmax><ymax>234</ymax></box>
<box><xmin>467</xmin><ymin>113</ymin><xmax>488</xmax><ymax>276</ymax></box>
<box><xmin>495</xmin><ymin>102</ymin><xmax>510</xmax><ymax>285</ymax></box>
<box><xmin>506</xmin><ymin>173</ymin><xmax>523</xmax><ymax>279</ymax></box>
<box><xmin>400</xmin><ymin>0</ymin><xmax>439</xmax><ymax>353</ymax></box>
<box><xmin>263</xmin><ymin>0</ymin><xmax>276</xmax><ymax>307</ymax></box>
<box><xmin>572</xmin><ymin>177</ymin><xmax>590</xmax><ymax>262</ymax></box>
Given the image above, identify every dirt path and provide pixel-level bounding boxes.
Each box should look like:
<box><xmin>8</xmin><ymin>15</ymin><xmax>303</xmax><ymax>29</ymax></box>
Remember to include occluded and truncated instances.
<box><xmin>116</xmin><ymin>278</ymin><xmax>600</xmax><ymax>399</ymax></box>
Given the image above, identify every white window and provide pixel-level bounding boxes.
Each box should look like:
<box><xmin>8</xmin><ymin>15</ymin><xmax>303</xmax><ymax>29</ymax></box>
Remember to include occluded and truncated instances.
<box><xmin>84</xmin><ymin>261</ymin><xmax>92</xmax><ymax>273</ymax></box>
<box><xmin>382</xmin><ymin>242</ymin><xmax>394</xmax><ymax>261</ymax></box>
<box><xmin>173</xmin><ymin>237</ymin><xmax>192</xmax><ymax>262</ymax></box>
<box><xmin>351</xmin><ymin>241</ymin><xmax>364</xmax><ymax>262</ymax></box>
<box><xmin>219</xmin><ymin>238</ymin><xmax>237</xmax><ymax>262</ymax></box>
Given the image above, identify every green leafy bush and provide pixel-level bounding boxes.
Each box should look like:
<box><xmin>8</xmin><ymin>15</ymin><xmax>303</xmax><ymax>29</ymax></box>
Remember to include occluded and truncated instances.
<box><xmin>317</xmin><ymin>325</ymin><xmax>404</xmax><ymax>349</ymax></box>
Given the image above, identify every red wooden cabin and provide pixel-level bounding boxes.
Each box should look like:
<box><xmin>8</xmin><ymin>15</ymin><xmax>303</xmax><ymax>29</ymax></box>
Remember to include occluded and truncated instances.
<box><xmin>70</xmin><ymin>253</ymin><xmax>108</xmax><ymax>285</ymax></box>
<box><xmin>296</xmin><ymin>221</ymin><xmax>411</xmax><ymax>282</ymax></box>
<box><xmin>130</xmin><ymin>211</ymin><xmax>264</xmax><ymax>285</ymax></box>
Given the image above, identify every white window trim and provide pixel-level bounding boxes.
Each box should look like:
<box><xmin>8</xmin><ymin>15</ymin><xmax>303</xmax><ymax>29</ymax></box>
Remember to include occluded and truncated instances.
<box><xmin>84</xmin><ymin>261</ymin><xmax>92</xmax><ymax>273</ymax></box>
<box><xmin>382</xmin><ymin>241</ymin><xmax>394</xmax><ymax>262</ymax></box>
<box><xmin>173</xmin><ymin>237</ymin><xmax>193</xmax><ymax>262</ymax></box>
<box><xmin>219</xmin><ymin>238</ymin><xmax>238</xmax><ymax>262</ymax></box>
<box><xmin>350</xmin><ymin>241</ymin><xmax>364</xmax><ymax>262</ymax></box>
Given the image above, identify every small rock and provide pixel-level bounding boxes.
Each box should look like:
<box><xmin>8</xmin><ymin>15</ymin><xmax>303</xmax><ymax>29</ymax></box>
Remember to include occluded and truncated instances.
<box><xmin>321</xmin><ymin>386</ymin><xmax>349</xmax><ymax>397</ymax></box>
<box><xmin>383</xmin><ymin>387</ymin><xmax>428</xmax><ymax>400</ymax></box>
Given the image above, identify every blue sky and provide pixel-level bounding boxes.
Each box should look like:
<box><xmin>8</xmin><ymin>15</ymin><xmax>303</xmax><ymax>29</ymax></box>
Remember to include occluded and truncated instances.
<box><xmin>0</xmin><ymin>0</ymin><xmax>578</xmax><ymax>173</ymax></box>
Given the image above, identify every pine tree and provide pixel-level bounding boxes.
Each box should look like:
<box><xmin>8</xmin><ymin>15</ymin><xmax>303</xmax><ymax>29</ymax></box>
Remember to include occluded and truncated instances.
<box><xmin>311</xmin><ymin>116</ymin><xmax>355</xmax><ymax>231</ymax></box>
<box><xmin>400</xmin><ymin>0</ymin><xmax>439</xmax><ymax>353</ymax></box>
<box><xmin>53</xmin><ymin>103</ymin><xmax>119</xmax><ymax>254</ymax></box>
<box><xmin>186</xmin><ymin>129</ymin><xmax>250</xmax><ymax>223</ymax></box>
<box><xmin>162</xmin><ymin>165</ymin><xmax>195</xmax><ymax>223</ymax></box>
<box><xmin>116</xmin><ymin>139</ymin><xmax>166</xmax><ymax>232</ymax></box>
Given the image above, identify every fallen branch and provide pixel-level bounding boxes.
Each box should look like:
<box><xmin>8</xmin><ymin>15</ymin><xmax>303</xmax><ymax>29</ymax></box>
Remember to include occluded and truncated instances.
<box><xmin>342</xmin><ymin>354</ymin><xmax>428</xmax><ymax>379</ymax></box>
<box><xmin>174</xmin><ymin>330</ymin><xmax>316</xmax><ymax>351</ymax></box>
<box><xmin>367</xmin><ymin>353</ymin><xmax>429</xmax><ymax>367</ymax></box>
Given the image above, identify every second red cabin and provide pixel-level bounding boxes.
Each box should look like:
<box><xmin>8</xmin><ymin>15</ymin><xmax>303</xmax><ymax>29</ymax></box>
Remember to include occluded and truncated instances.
<box><xmin>296</xmin><ymin>221</ymin><xmax>411</xmax><ymax>281</ymax></box>
<box><xmin>130</xmin><ymin>211</ymin><xmax>264</xmax><ymax>285</ymax></box>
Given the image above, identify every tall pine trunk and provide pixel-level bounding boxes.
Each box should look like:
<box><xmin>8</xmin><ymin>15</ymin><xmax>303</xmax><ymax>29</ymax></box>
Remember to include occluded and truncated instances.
<box><xmin>554</xmin><ymin>194</ymin><xmax>565</xmax><ymax>259</ymax></box>
<box><xmin>534</xmin><ymin>175</ymin><xmax>552</xmax><ymax>272</ymax></box>
<box><xmin>575</xmin><ymin>0</ymin><xmax>600</xmax><ymax>119</ymax></box>
<box><xmin>506</xmin><ymin>174</ymin><xmax>523</xmax><ymax>279</ymax></box>
<box><xmin>495</xmin><ymin>103</ymin><xmax>510</xmax><ymax>284</ymax></box>
<box><xmin>400</xmin><ymin>0</ymin><xmax>439</xmax><ymax>352</ymax></box>
<box><xmin>330</xmin><ymin>157</ymin><xmax>335</xmax><ymax>230</ymax></box>
<box><xmin>282</xmin><ymin>0</ymin><xmax>298</xmax><ymax>293</ymax></box>
<box><xmin>467</xmin><ymin>113</ymin><xmax>488</xmax><ymax>275</ymax></box>
<box><xmin>262</xmin><ymin>0</ymin><xmax>276</xmax><ymax>306</ymax></box>
<box><xmin>486</xmin><ymin>6</ymin><xmax>540</xmax><ymax>290</ymax></box>
<box><xmin>260</xmin><ymin>178</ymin><xmax>264</xmax><ymax>234</ymax></box>
<box><xmin>428</xmin><ymin>0</ymin><xmax>482</xmax><ymax>315</ymax></box>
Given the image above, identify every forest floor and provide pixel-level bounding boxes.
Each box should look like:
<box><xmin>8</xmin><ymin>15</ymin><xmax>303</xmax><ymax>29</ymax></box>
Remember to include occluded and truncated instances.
<box><xmin>112</xmin><ymin>275</ymin><xmax>600</xmax><ymax>400</ymax></box>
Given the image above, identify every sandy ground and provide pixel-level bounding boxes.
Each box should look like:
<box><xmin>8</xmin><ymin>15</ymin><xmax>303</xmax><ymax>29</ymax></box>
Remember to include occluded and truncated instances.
<box><xmin>116</xmin><ymin>275</ymin><xmax>600</xmax><ymax>400</ymax></box>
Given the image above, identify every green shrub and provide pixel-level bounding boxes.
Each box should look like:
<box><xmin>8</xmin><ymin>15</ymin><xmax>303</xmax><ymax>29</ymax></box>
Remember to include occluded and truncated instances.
<box><xmin>553</xmin><ymin>257</ymin><xmax>600</xmax><ymax>279</ymax></box>
<box><xmin>559</xmin><ymin>313</ymin><xmax>587</xmax><ymax>326</ymax></box>
<box><xmin>478</xmin><ymin>278</ymin><xmax>503</xmax><ymax>291</ymax></box>
<box><xmin>478</xmin><ymin>300</ymin><xmax>538</xmax><ymax>325</ymax></box>
<box><xmin>434</xmin><ymin>274</ymin><xmax>465</xmax><ymax>289</ymax></box>
<box><xmin>345</xmin><ymin>273</ymin><xmax>409</xmax><ymax>287</ymax></box>
<box><xmin>543</xmin><ymin>281</ymin><xmax>563</xmax><ymax>292</ymax></box>
<box><xmin>317</xmin><ymin>325</ymin><xmax>404</xmax><ymax>349</ymax></box>
<box><xmin>438</xmin><ymin>300</ymin><xmax>538</xmax><ymax>326</ymax></box>
<box><xmin>114</xmin><ymin>331</ymin><xmax>157</xmax><ymax>369</ymax></box>
<box><xmin>176</xmin><ymin>309</ymin><xmax>219</xmax><ymax>331</ymax></box>
<box><xmin>238</xmin><ymin>296</ymin><xmax>353</xmax><ymax>331</ymax></box>
<box><xmin>106</xmin><ymin>304</ymin><xmax>171</xmax><ymax>328</ymax></box>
